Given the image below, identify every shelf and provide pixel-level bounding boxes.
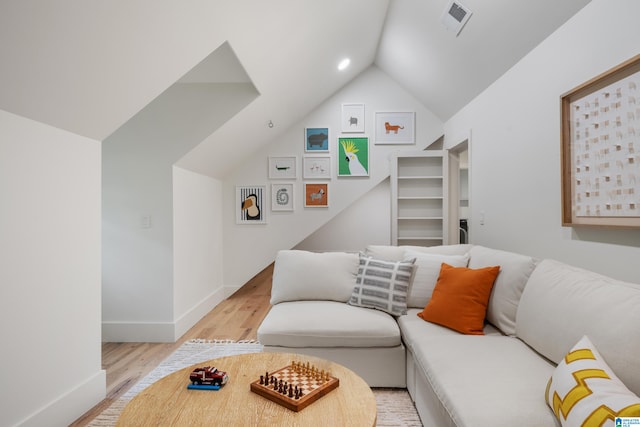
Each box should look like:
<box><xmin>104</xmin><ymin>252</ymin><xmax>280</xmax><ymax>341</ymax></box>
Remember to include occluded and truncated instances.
<box><xmin>391</xmin><ymin>151</ymin><xmax>448</xmax><ymax>246</ymax></box>
<box><xmin>398</xmin><ymin>217</ymin><xmax>444</xmax><ymax>220</ymax></box>
<box><xmin>398</xmin><ymin>176</ymin><xmax>444</xmax><ymax>180</ymax></box>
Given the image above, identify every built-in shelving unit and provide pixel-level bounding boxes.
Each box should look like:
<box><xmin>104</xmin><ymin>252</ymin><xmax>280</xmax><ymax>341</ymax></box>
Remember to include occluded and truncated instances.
<box><xmin>390</xmin><ymin>151</ymin><xmax>448</xmax><ymax>246</ymax></box>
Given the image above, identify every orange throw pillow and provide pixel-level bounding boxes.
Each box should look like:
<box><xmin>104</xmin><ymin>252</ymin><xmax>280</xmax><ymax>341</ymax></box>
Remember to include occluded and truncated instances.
<box><xmin>417</xmin><ymin>263</ymin><xmax>500</xmax><ymax>335</ymax></box>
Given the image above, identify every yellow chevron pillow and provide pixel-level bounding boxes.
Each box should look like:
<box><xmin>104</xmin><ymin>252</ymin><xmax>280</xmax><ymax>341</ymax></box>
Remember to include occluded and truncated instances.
<box><xmin>545</xmin><ymin>335</ymin><xmax>640</xmax><ymax>427</ymax></box>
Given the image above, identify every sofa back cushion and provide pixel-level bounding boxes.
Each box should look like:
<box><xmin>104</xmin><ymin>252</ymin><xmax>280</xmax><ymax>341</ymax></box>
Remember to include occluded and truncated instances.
<box><xmin>270</xmin><ymin>250</ymin><xmax>359</xmax><ymax>304</ymax></box>
<box><xmin>516</xmin><ymin>259</ymin><xmax>640</xmax><ymax>396</ymax></box>
<box><xmin>468</xmin><ymin>246</ymin><xmax>537</xmax><ymax>336</ymax></box>
<box><xmin>365</xmin><ymin>244</ymin><xmax>473</xmax><ymax>262</ymax></box>
<box><xmin>404</xmin><ymin>250</ymin><xmax>470</xmax><ymax>308</ymax></box>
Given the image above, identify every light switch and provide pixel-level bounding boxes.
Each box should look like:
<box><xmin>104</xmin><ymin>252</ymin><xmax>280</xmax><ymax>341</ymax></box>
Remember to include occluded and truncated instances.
<box><xmin>141</xmin><ymin>215</ymin><xmax>152</xmax><ymax>229</ymax></box>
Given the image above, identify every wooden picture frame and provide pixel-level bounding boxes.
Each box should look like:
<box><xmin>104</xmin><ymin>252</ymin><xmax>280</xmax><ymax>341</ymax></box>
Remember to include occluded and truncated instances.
<box><xmin>561</xmin><ymin>54</ymin><xmax>640</xmax><ymax>228</ymax></box>
<box><xmin>374</xmin><ymin>112</ymin><xmax>415</xmax><ymax>145</ymax></box>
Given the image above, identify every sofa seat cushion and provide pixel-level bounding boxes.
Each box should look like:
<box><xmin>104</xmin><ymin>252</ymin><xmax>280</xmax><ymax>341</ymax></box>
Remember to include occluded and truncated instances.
<box><xmin>258</xmin><ymin>301</ymin><xmax>401</xmax><ymax>348</ymax></box>
<box><xmin>411</xmin><ymin>335</ymin><xmax>558</xmax><ymax>427</ymax></box>
<box><xmin>516</xmin><ymin>259</ymin><xmax>640</xmax><ymax>396</ymax></box>
<box><xmin>399</xmin><ymin>308</ymin><xmax>502</xmax><ymax>353</ymax></box>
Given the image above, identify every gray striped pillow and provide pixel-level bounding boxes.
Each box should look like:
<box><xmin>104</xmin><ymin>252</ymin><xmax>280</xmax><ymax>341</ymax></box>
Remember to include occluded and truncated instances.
<box><xmin>348</xmin><ymin>253</ymin><xmax>416</xmax><ymax>316</ymax></box>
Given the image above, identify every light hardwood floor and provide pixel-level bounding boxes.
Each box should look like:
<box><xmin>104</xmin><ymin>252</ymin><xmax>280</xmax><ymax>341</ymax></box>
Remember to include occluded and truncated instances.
<box><xmin>70</xmin><ymin>264</ymin><xmax>274</xmax><ymax>426</ymax></box>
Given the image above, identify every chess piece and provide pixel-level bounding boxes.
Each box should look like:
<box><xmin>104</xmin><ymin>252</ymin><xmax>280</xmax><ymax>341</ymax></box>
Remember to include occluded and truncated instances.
<box><xmin>260</xmin><ymin>375</ymin><xmax>264</xmax><ymax>385</ymax></box>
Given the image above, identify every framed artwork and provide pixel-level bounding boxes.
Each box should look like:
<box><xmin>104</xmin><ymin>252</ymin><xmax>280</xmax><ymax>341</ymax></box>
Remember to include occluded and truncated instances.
<box><xmin>561</xmin><ymin>54</ymin><xmax>640</xmax><ymax>228</ymax></box>
<box><xmin>268</xmin><ymin>156</ymin><xmax>297</xmax><ymax>179</ymax></box>
<box><xmin>271</xmin><ymin>183</ymin><xmax>294</xmax><ymax>212</ymax></box>
<box><xmin>374</xmin><ymin>112</ymin><xmax>415</xmax><ymax>145</ymax></box>
<box><xmin>303</xmin><ymin>155</ymin><xmax>331</xmax><ymax>179</ymax></box>
<box><xmin>337</xmin><ymin>136</ymin><xmax>369</xmax><ymax>177</ymax></box>
<box><xmin>305</xmin><ymin>127</ymin><xmax>330</xmax><ymax>152</ymax></box>
<box><xmin>304</xmin><ymin>182</ymin><xmax>329</xmax><ymax>207</ymax></box>
<box><xmin>341</xmin><ymin>103</ymin><xmax>365</xmax><ymax>133</ymax></box>
<box><xmin>236</xmin><ymin>185</ymin><xmax>267</xmax><ymax>224</ymax></box>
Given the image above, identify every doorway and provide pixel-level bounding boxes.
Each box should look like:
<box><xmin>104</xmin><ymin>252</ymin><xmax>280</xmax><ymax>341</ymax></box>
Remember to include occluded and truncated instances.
<box><xmin>448</xmin><ymin>140</ymin><xmax>470</xmax><ymax>244</ymax></box>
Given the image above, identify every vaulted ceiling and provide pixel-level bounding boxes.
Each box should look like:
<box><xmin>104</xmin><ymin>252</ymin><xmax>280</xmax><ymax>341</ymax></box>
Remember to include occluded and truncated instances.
<box><xmin>0</xmin><ymin>0</ymin><xmax>590</xmax><ymax>178</ymax></box>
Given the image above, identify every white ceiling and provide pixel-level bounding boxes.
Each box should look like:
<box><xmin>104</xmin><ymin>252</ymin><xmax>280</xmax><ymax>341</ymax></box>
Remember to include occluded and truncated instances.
<box><xmin>377</xmin><ymin>0</ymin><xmax>591</xmax><ymax>120</ymax></box>
<box><xmin>0</xmin><ymin>0</ymin><xmax>591</xmax><ymax>178</ymax></box>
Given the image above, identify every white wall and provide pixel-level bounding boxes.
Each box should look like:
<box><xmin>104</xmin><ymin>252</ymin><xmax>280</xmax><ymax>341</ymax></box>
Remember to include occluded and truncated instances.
<box><xmin>222</xmin><ymin>66</ymin><xmax>444</xmax><ymax>291</ymax></box>
<box><xmin>102</xmin><ymin>81</ymin><xmax>257</xmax><ymax>342</ymax></box>
<box><xmin>295</xmin><ymin>178</ymin><xmax>391</xmax><ymax>252</ymax></box>
<box><xmin>444</xmin><ymin>0</ymin><xmax>640</xmax><ymax>282</ymax></box>
<box><xmin>173</xmin><ymin>166</ymin><xmax>225</xmax><ymax>338</ymax></box>
<box><xmin>0</xmin><ymin>110</ymin><xmax>104</xmax><ymax>426</ymax></box>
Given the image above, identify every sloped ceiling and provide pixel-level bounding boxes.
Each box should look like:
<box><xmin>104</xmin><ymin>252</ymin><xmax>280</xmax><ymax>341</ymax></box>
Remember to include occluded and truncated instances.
<box><xmin>377</xmin><ymin>0</ymin><xmax>592</xmax><ymax>120</ymax></box>
<box><xmin>0</xmin><ymin>0</ymin><xmax>591</xmax><ymax>178</ymax></box>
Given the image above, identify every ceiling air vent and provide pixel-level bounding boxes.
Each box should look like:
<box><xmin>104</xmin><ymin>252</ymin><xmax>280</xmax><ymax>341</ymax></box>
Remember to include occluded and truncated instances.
<box><xmin>440</xmin><ymin>0</ymin><xmax>473</xmax><ymax>36</ymax></box>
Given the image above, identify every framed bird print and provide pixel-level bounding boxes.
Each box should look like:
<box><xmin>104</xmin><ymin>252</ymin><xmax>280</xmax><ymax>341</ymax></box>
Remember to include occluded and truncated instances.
<box><xmin>337</xmin><ymin>136</ymin><xmax>369</xmax><ymax>177</ymax></box>
<box><xmin>236</xmin><ymin>185</ymin><xmax>267</xmax><ymax>224</ymax></box>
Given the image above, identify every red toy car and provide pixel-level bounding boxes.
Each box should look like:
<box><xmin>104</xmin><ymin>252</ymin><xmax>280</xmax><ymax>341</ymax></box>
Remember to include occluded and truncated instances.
<box><xmin>190</xmin><ymin>366</ymin><xmax>229</xmax><ymax>386</ymax></box>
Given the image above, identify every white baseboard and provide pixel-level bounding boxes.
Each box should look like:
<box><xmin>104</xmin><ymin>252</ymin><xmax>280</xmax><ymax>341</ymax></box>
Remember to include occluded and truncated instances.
<box><xmin>102</xmin><ymin>320</ymin><xmax>176</xmax><ymax>342</ymax></box>
<box><xmin>19</xmin><ymin>369</ymin><xmax>106</xmax><ymax>427</ymax></box>
<box><xmin>174</xmin><ymin>287</ymin><xmax>226</xmax><ymax>339</ymax></box>
<box><xmin>102</xmin><ymin>287</ymin><xmax>227</xmax><ymax>343</ymax></box>
<box><xmin>224</xmin><ymin>285</ymin><xmax>242</xmax><ymax>298</ymax></box>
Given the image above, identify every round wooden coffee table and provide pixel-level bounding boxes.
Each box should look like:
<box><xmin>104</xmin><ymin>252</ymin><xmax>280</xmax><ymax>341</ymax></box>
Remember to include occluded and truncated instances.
<box><xmin>117</xmin><ymin>352</ymin><xmax>377</xmax><ymax>426</ymax></box>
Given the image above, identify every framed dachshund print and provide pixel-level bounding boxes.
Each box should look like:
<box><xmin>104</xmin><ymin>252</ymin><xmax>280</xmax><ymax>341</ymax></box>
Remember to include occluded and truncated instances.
<box><xmin>304</xmin><ymin>182</ymin><xmax>329</xmax><ymax>208</ymax></box>
<box><xmin>268</xmin><ymin>156</ymin><xmax>297</xmax><ymax>179</ymax></box>
<box><xmin>561</xmin><ymin>54</ymin><xmax>640</xmax><ymax>228</ymax></box>
<box><xmin>374</xmin><ymin>112</ymin><xmax>415</xmax><ymax>145</ymax></box>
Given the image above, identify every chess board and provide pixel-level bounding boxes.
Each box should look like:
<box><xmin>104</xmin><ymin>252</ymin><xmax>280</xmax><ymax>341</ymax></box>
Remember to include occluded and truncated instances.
<box><xmin>250</xmin><ymin>361</ymin><xmax>340</xmax><ymax>412</ymax></box>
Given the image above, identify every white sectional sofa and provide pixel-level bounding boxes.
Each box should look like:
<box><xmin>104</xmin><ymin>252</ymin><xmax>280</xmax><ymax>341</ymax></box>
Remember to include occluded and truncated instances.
<box><xmin>257</xmin><ymin>244</ymin><xmax>640</xmax><ymax>426</ymax></box>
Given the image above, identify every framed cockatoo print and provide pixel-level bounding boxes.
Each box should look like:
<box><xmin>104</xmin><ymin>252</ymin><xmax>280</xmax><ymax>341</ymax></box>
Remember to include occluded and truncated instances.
<box><xmin>236</xmin><ymin>185</ymin><xmax>267</xmax><ymax>224</ymax></box>
<box><xmin>337</xmin><ymin>136</ymin><xmax>369</xmax><ymax>177</ymax></box>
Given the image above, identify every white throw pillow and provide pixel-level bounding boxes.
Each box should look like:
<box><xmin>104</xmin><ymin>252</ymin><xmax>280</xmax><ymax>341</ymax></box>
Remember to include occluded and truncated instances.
<box><xmin>270</xmin><ymin>250</ymin><xmax>359</xmax><ymax>304</ymax></box>
<box><xmin>545</xmin><ymin>335</ymin><xmax>640</xmax><ymax>426</ymax></box>
<box><xmin>403</xmin><ymin>250</ymin><xmax>469</xmax><ymax>308</ymax></box>
<box><xmin>348</xmin><ymin>253</ymin><xmax>416</xmax><ymax>316</ymax></box>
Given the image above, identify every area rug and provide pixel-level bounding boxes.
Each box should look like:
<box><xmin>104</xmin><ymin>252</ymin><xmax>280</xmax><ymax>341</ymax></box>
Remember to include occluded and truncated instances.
<box><xmin>89</xmin><ymin>339</ymin><xmax>422</xmax><ymax>426</ymax></box>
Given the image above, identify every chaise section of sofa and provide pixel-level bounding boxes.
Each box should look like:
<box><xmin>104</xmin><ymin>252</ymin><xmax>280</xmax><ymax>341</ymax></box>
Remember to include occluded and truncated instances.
<box><xmin>257</xmin><ymin>249</ymin><xmax>408</xmax><ymax>387</ymax></box>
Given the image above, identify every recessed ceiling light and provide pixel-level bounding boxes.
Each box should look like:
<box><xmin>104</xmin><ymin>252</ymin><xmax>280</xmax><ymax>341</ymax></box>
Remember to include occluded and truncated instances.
<box><xmin>337</xmin><ymin>58</ymin><xmax>351</xmax><ymax>71</ymax></box>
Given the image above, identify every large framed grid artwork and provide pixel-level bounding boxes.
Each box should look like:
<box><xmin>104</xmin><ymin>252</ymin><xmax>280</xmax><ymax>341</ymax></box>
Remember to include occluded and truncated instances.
<box><xmin>561</xmin><ymin>54</ymin><xmax>640</xmax><ymax>228</ymax></box>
